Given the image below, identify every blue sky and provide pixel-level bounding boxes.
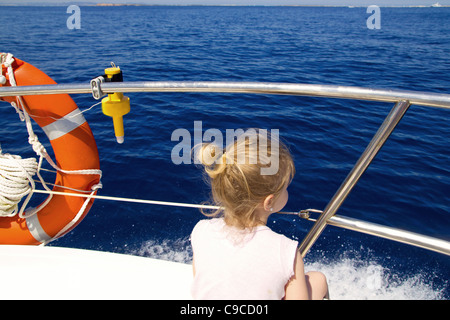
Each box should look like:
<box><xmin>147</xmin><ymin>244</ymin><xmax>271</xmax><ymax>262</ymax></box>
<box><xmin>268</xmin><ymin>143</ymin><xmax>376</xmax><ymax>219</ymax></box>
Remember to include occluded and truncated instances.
<box><xmin>3</xmin><ymin>0</ymin><xmax>450</xmax><ymax>6</ymax></box>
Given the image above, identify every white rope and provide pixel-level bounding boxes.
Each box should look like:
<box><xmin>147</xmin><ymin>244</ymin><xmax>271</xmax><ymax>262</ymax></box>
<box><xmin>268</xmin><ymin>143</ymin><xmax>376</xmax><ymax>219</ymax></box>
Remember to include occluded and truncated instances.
<box><xmin>32</xmin><ymin>187</ymin><xmax>217</xmax><ymax>246</ymax></box>
<box><xmin>0</xmin><ymin>145</ymin><xmax>38</xmax><ymax>217</ymax></box>
<box><xmin>42</xmin><ymin>184</ymin><xmax>102</xmax><ymax>246</ymax></box>
<box><xmin>1</xmin><ymin>53</ymin><xmax>25</xmax><ymax>120</ymax></box>
<box><xmin>32</xmin><ymin>188</ymin><xmax>221</xmax><ymax>211</ymax></box>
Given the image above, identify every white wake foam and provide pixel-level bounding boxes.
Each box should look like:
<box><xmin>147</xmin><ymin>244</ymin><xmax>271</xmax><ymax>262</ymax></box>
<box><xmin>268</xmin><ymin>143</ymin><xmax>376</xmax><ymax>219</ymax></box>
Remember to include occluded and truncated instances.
<box><xmin>305</xmin><ymin>258</ymin><xmax>444</xmax><ymax>300</ymax></box>
<box><xmin>133</xmin><ymin>238</ymin><xmax>193</xmax><ymax>264</ymax></box>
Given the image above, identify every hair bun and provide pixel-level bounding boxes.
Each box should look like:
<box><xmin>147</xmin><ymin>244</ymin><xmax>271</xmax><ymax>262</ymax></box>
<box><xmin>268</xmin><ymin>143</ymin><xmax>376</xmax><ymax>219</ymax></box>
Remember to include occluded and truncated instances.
<box><xmin>194</xmin><ymin>143</ymin><xmax>228</xmax><ymax>179</ymax></box>
<box><xmin>194</xmin><ymin>143</ymin><xmax>223</xmax><ymax>166</ymax></box>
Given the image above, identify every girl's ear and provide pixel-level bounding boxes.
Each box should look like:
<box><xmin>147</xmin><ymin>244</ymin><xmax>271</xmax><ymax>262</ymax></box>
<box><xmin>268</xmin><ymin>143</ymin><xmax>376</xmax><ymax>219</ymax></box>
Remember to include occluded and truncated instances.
<box><xmin>263</xmin><ymin>194</ymin><xmax>275</xmax><ymax>212</ymax></box>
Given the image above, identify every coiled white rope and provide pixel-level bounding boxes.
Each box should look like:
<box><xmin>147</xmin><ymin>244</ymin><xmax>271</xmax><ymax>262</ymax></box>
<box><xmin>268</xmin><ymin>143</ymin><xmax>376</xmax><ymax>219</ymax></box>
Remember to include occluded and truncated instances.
<box><xmin>0</xmin><ymin>145</ymin><xmax>38</xmax><ymax>217</ymax></box>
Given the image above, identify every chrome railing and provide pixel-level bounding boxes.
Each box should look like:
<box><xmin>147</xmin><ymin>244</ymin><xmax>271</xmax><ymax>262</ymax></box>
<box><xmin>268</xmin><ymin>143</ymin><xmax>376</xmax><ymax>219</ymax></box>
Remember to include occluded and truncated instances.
<box><xmin>281</xmin><ymin>209</ymin><xmax>450</xmax><ymax>257</ymax></box>
<box><xmin>1</xmin><ymin>81</ymin><xmax>449</xmax><ymax>256</ymax></box>
<box><xmin>1</xmin><ymin>81</ymin><xmax>450</xmax><ymax>109</ymax></box>
<box><xmin>297</xmin><ymin>99</ymin><xmax>414</xmax><ymax>256</ymax></box>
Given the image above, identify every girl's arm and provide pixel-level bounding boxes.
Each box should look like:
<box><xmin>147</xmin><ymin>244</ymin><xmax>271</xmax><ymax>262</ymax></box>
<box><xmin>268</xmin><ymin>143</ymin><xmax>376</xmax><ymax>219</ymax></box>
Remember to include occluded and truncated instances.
<box><xmin>284</xmin><ymin>251</ymin><xmax>310</xmax><ymax>300</ymax></box>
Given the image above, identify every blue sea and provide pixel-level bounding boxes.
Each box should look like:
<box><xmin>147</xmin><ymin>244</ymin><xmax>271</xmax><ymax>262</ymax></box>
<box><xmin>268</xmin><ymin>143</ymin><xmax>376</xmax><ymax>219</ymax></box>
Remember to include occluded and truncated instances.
<box><xmin>1</xmin><ymin>5</ymin><xmax>449</xmax><ymax>299</ymax></box>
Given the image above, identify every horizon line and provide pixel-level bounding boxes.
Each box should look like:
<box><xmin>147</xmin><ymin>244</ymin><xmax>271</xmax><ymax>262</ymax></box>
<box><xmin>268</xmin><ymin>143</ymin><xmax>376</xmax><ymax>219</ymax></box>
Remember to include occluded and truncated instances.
<box><xmin>1</xmin><ymin>3</ymin><xmax>449</xmax><ymax>7</ymax></box>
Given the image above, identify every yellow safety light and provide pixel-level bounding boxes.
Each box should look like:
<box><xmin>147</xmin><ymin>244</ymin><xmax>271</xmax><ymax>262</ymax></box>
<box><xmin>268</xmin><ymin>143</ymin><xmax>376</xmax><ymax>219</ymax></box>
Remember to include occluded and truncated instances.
<box><xmin>101</xmin><ymin>65</ymin><xmax>130</xmax><ymax>144</ymax></box>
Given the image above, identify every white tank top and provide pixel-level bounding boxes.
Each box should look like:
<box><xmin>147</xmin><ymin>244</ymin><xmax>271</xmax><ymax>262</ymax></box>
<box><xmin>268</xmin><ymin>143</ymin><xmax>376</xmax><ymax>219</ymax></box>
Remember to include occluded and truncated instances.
<box><xmin>191</xmin><ymin>218</ymin><xmax>298</xmax><ymax>300</ymax></box>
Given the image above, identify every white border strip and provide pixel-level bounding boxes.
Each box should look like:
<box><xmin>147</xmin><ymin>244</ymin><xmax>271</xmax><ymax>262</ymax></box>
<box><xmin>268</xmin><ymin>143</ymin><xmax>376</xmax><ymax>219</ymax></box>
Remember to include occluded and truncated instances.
<box><xmin>26</xmin><ymin>213</ymin><xmax>52</xmax><ymax>243</ymax></box>
<box><xmin>42</xmin><ymin>109</ymin><xmax>86</xmax><ymax>141</ymax></box>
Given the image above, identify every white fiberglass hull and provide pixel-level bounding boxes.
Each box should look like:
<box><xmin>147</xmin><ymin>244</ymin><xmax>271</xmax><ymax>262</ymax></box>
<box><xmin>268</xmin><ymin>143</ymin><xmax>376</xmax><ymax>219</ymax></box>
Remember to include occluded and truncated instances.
<box><xmin>0</xmin><ymin>245</ymin><xmax>193</xmax><ymax>300</ymax></box>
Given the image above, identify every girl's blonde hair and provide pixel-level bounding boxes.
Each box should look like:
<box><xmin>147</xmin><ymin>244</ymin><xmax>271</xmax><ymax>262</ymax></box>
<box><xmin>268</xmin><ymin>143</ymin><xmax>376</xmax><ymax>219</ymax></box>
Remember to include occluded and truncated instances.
<box><xmin>195</xmin><ymin>129</ymin><xmax>295</xmax><ymax>229</ymax></box>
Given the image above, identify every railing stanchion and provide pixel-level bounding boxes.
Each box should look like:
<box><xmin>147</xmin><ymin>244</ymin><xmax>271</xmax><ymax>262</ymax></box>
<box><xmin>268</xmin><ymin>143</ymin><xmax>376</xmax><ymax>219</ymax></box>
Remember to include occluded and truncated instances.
<box><xmin>298</xmin><ymin>100</ymin><xmax>412</xmax><ymax>257</ymax></box>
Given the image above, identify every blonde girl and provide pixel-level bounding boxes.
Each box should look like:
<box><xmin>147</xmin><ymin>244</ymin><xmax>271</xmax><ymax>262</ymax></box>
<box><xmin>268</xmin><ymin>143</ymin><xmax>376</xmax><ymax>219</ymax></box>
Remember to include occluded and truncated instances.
<box><xmin>190</xmin><ymin>129</ymin><xmax>328</xmax><ymax>300</ymax></box>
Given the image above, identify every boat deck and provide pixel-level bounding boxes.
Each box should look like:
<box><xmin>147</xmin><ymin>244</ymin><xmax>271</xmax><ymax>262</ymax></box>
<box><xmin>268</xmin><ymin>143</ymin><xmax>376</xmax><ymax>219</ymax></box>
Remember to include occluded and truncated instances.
<box><xmin>0</xmin><ymin>245</ymin><xmax>193</xmax><ymax>300</ymax></box>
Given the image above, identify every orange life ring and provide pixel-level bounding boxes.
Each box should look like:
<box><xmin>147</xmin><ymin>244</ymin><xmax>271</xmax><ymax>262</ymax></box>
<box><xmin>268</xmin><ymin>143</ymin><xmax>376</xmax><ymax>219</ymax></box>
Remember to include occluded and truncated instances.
<box><xmin>0</xmin><ymin>56</ymin><xmax>101</xmax><ymax>245</ymax></box>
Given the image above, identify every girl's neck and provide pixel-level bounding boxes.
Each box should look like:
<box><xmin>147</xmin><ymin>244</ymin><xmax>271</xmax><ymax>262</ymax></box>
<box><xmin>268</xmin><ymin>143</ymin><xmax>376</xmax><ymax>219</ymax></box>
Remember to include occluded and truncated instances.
<box><xmin>224</xmin><ymin>209</ymin><xmax>271</xmax><ymax>229</ymax></box>
<box><xmin>253</xmin><ymin>207</ymin><xmax>271</xmax><ymax>226</ymax></box>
